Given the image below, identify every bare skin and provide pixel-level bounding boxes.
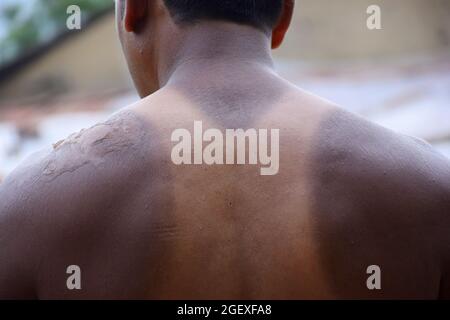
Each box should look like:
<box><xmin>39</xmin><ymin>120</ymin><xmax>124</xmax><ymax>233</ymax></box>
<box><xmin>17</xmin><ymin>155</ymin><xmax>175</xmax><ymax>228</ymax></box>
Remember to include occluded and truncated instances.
<box><xmin>0</xmin><ymin>0</ymin><xmax>449</xmax><ymax>299</ymax></box>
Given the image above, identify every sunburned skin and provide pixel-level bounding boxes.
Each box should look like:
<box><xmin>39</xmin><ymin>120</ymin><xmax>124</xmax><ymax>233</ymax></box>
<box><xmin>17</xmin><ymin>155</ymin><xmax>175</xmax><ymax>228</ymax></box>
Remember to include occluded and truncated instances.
<box><xmin>0</xmin><ymin>1</ymin><xmax>449</xmax><ymax>299</ymax></box>
<box><xmin>43</xmin><ymin>113</ymin><xmax>144</xmax><ymax>182</ymax></box>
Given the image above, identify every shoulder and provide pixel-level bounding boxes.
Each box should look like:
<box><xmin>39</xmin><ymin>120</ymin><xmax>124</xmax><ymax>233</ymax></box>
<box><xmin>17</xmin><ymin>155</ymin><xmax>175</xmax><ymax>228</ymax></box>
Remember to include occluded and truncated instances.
<box><xmin>285</xmin><ymin>88</ymin><xmax>449</xmax><ymax>221</ymax></box>
<box><xmin>1</xmin><ymin>108</ymin><xmax>159</xmax><ymax>220</ymax></box>
<box><xmin>314</xmin><ymin>107</ymin><xmax>450</xmax><ymax>200</ymax></box>
<box><xmin>1</xmin><ymin>109</ymin><xmax>152</xmax><ymax>203</ymax></box>
<box><xmin>312</xmin><ymin>107</ymin><xmax>450</xmax><ymax>223</ymax></box>
<box><xmin>0</xmin><ymin>109</ymin><xmax>156</xmax><ymax>294</ymax></box>
<box><xmin>307</xmin><ymin>106</ymin><xmax>450</xmax><ymax>297</ymax></box>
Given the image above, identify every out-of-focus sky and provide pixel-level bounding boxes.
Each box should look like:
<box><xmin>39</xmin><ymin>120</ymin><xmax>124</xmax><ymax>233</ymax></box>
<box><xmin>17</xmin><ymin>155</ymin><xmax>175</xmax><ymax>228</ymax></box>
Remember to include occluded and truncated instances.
<box><xmin>0</xmin><ymin>0</ymin><xmax>33</xmax><ymax>38</ymax></box>
<box><xmin>0</xmin><ymin>0</ymin><xmax>113</xmax><ymax>66</ymax></box>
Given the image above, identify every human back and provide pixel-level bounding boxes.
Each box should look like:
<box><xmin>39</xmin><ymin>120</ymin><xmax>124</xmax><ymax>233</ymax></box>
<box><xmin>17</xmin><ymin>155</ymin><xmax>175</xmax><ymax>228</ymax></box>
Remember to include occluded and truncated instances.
<box><xmin>0</xmin><ymin>0</ymin><xmax>449</xmax><ymax>299</ymax></box>
<box><xmin>112</xmin><ymin>60</ymin><xmax>450</xmax><ymax>298</ymax></box>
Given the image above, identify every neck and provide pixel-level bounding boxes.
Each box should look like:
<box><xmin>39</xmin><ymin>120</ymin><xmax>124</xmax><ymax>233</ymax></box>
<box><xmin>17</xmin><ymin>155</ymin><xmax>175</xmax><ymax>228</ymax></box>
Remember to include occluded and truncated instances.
<box><xmin>160</xmin><ymin>22</ymin><xmax>275</xmax><ymax>88</ymax></box>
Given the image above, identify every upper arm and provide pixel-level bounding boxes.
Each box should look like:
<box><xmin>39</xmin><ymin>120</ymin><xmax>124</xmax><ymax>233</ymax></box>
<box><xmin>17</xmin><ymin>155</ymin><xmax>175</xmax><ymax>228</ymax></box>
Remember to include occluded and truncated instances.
<box><xmin>0</xmin><ymin>150</ymin><xmax>50</xmax><ymax>299</ymax></box>
<box><xmin>0</xmin><ymin>110</ymin><xmax>151</xmax><ymax>299</ymax></box>
<box><xmin>313</xmin><ymin>108</ymin><xmax>450</xmax><ymax>298</ymax></box>
<box><xmin>437</xmin><ymin>170</ymin><xmax>450</xmax><ymax>299</ymax></box>
<box><xmin>412</xmin><ymin>142</ymin><xmax>450</xmax><ymax>298</ymax></box>
<box><xmin>388</xmin><ymin>137</ymin><xmax>450</xmax><ymax>298</ymax></box>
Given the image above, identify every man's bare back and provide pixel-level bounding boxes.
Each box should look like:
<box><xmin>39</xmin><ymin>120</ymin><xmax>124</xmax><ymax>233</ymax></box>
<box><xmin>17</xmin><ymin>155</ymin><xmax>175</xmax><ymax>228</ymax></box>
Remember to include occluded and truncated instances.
<box><xmin>1</xmin><ymin>67</ymin><xmax>449</xmax><ymax>298</ymax></box>
<box><xmin>1</xmin><ymin>0</ymin><xmax>449</xmax><ymax>299</ymax></box>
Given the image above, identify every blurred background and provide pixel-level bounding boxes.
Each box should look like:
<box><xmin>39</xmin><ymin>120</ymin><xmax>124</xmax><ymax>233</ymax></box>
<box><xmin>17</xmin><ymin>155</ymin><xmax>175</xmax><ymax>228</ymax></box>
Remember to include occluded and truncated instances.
<box><xmin>0</xmin><ymin>0</ymin><xmax>449</xmax><ymax>180</ymax></box>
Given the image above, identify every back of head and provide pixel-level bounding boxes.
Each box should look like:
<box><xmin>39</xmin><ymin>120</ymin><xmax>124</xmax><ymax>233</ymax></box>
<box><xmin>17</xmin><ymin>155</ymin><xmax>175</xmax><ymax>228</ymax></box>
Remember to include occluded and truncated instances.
<box><xmin>163</xmin><ymin>0</ymin><xmax>284</xmax><ymax>32</ymax></box>
<box><xmin>117</xmin><ymin>0</ymin><xmax>292</xmax><ymax>97</ymax></box>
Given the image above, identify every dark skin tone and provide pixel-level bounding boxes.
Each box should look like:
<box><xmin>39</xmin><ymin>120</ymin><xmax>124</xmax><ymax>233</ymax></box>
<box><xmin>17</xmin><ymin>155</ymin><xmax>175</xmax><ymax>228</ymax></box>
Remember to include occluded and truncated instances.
<box><xmin>0</xmin><ymin>0</ymin><xmax>449</xmax><ymax>299</ymax></box>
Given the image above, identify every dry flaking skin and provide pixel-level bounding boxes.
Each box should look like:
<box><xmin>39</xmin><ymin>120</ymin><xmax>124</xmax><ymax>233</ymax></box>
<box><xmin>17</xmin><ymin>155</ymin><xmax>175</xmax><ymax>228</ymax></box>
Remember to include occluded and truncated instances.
<box><xmin>42</xmin><ymin>111</ymin><xmax>148</xmax><ymax>183</ymax></box>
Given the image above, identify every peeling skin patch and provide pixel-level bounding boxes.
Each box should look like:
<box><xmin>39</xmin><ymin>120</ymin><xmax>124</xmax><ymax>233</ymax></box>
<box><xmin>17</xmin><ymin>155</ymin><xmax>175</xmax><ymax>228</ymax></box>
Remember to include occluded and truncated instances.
<box><xmin>43</xmin><ymin>155</ymin><xmax>90</xmax><ymax>182</ymax></box>
<box><xmin>42</xmin><ymin>111</ymin><xmax>147</xmax><ymax>183</ymax></box>
<box><xmin>52</xmin><ymin>139</ymin><xmax>65</xmax><ymax>150</ymax></box>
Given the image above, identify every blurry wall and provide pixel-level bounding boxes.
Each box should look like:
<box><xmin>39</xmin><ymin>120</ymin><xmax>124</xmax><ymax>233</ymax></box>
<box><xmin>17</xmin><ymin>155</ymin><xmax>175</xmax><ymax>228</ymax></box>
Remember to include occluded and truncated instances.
<box><xmin>0</xmin><ymin>0</ymin><xmax>449</xmax><ymax>103</ymax></box>
<box><xmin>0</xmin><ymin>11</ymin><xmax>132</xmax><ymax>103</ymax></box>
<box><xmin>275</xmin><ymin>0</ymin><xmax>450</xmax><ymax>61</ymax></box>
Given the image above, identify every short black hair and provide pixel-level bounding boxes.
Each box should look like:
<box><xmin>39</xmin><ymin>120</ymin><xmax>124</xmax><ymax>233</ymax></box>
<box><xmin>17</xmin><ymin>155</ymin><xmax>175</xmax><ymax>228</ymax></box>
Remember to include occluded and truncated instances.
<box><xmin>163</xmin><ymin>0</ymin><xmax>284</xmax><ymax>31</ymax></box>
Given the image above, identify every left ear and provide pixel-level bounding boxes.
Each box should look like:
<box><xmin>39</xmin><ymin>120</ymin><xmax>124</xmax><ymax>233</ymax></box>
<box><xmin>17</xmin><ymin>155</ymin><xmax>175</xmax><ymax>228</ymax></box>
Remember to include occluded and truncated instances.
<box><xmin>124</xmin><ymin>0</ymin><xmax>148</xmax><ymax>33</ymax></box>
<box><xmin>271</xmin><ymin>0</ymin><xmax>294</xmax><ymax>49</ymax></box>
